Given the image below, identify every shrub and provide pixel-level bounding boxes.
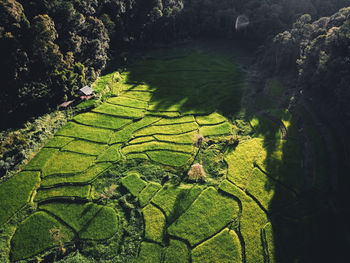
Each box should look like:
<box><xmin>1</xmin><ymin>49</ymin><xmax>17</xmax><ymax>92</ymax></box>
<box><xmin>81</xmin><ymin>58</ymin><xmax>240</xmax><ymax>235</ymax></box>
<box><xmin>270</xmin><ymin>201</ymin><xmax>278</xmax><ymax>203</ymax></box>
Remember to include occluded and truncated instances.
<box><xmin>188</xmin><ymin>163</ymin><xmax>206</xmax><ymax>181</ymax></box>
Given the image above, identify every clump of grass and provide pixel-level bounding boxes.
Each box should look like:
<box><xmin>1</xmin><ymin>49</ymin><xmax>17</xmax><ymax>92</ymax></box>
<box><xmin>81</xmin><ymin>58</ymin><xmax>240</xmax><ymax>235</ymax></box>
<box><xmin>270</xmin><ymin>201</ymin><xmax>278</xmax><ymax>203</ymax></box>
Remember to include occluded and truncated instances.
<box><xmin>188</xmin><ymin>163</ymin><xmax>206</xmax><ymax>181</ymax></box>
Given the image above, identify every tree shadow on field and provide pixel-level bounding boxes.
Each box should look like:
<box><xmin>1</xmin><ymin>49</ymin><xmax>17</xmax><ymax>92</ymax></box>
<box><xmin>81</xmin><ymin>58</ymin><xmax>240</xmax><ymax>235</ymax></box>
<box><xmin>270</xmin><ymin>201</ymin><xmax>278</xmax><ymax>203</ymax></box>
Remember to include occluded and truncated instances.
<box><xmin>122</xmin><ymin>44</ymin><xmax>337</xmax><ymax>262</ymax></box>
<box><xmin>125</xmin><ymin>46</ymin><xmax>246</xmax><ymax>118</ymax></box>
<box><xmin>253</xmin><ymin>112</ymin><xmax>336</xmax><ymax>262</ymax></box>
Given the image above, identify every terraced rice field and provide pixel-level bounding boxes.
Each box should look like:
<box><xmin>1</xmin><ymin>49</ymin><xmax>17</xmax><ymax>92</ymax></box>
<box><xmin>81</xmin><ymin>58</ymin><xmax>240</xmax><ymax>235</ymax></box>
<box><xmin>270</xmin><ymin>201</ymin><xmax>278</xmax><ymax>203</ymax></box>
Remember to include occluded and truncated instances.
<box><xmin>0</xmin><ymin>46</ymin><xmax>326</xmax><ymax>262</ymax></box>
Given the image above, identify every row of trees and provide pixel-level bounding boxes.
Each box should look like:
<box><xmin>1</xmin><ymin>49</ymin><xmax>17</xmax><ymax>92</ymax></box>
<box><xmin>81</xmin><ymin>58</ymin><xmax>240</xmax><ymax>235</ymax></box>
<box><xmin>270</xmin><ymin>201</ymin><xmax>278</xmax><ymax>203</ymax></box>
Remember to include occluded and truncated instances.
<box><xmin>1</xmin><ymin>0</ymin><xmax>350</xmax><ymax>128</ymax></box>
<box><xmin>0</xmin><ymin>0</ymin><xmax>185</xmax><ymax>128</ymax></box>
<box><xmin>265</xmin><ymin>6</ymin><xmax>350</xmax><ymax>133</ymax></box>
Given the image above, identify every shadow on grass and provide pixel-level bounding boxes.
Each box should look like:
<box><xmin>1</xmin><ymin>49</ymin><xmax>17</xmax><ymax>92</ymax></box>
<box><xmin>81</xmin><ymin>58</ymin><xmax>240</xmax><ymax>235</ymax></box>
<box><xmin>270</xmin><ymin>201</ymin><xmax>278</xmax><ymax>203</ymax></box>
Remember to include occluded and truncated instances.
<box><xmin>253</xmin><ymin>112</ymin><xmax>335</xmax><ymax>262</ymax></box>
<box><xmin>126</xmin><ymin>47</ymin><xmax>246</xmax><ymax>118</ymax></box>
<box><xmin>115</xmin><ymin>44</ymin><xmax>334</xmax><ymax>262</ymax></box>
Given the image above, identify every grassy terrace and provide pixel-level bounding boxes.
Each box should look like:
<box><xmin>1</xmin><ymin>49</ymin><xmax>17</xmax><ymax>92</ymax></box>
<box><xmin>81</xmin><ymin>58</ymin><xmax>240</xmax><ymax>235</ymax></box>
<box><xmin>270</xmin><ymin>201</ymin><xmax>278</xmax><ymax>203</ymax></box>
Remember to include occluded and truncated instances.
<box><xmin>0</xmin><ymin>44</ymin><xmax>326</xmax><ymax>262</ymax></box>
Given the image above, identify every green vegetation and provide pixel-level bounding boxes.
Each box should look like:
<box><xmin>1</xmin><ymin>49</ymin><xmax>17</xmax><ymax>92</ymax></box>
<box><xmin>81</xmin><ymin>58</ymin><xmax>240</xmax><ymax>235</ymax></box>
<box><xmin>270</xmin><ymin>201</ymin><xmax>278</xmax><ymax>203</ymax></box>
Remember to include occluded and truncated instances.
<box><xmin>97</xmin><ymin>144</ymin><xmax>121</xmax><ymax>163</ymax></box>
<box><xmin>74</xmin><ymin>112</ymin><xmax>133</xmax><ymax>130</ymax></box>
<box><xmin>126</xmin><ymin>153</ymin><xmax>150</xmax><ymax>160</ymax></box>
<box><xmin>254</xmin><ymin>95</ymin><xmax>277</xmax><ymax>111</ymax></box>
<box><xmin>1</xmin><ymin>44</ymin><xmax>332</xmax><ymax>262</ymax></box>
<box><xmin>219</xmin><ymin>180</ymin><xmax>268</xmax><ymax>263</ymax></box>
<box><xmin>45</xmin><ymin>136</ymin><xmax>74</xmax><ymax>148</ymax></box>
<box><xmin>250</xmin><ymin>115</ymin><xmax>281</xmax><ymax>140</ymax></box>
<box><xmin>35</xmin><ymin>185</ymin><xmax>91</xmax><ymax>202</ymax></box>
<box><xmin>262</xmin><ymin>222</ymin><xmax>275</xmax><ymax>263</ymax></box>
<box><xmin>152</xmin><ymin>184</ymin><xmax>204</xmax><ymax>222</ymax></box>
<box><xmin>246</xmin><ymin>168</ymin><xmax>296</xmax><ymax>211</ymax></box>
<box><xmin>146</xmin><ymin>111</ymin><xmax>181</xmax><ymax>117</ymax></box>
<box><xmin>42</xmin><ymin>152</ymin><xmax>95</xmax><ymax>177</ymax></box>
<box><xmin>199</xmin><ymin>122</ymin><xmax>232</xmax><ymax>137</ymax></box>
<box><xmin>107</xmin><ymin>97</ymin><xmax>148</xmax><ymax>109</ymax></box>
<box><xmin>191</xmin><ymin>228</ymin><xmax>241</xmax><ymax>263</ymax></box>
<box><xmin>0</xmin><ymin>171</ymin><xmax>40</xmax><ymax>226</ymax></box>
<box><xmin>62</xmin><ymin>140</ymin><xmax>107</xmax><ymax>155</ymax></box>
<box><xmin>168</xmin><ymin>187</ymin><xmax>239</xmax><ymax>246</ymax></box>
<box><xmin>122</xmin><ymin>141</ymin><xmax>193</xmax><ymax>155</ymax></box>
<box><xmin>56</xmin><ymin>122</ymin><xmax>114</xmax><ymax>143</ymax></box>
<box><xmin>79</xmin><ymin>206</ymin><xmax>119</xmax><ymax>240</ymax></box>
<box><xmin>11</xmin><ymin>211</ymin><xmax>74</xmax><ymax>261</ymax></box>
<box><xmin>40</xmin><ymin>202</ymin><xmax>119</xmax><ymax>240</ymax></box>
<box><xmin>196</xmin><ymin>112</ymin><xmax>227</xmax><ymax>125</ymax></box>
<box><xmin>139</xmin><ymin>182</ymin><xmax>162</xmax><ymax>207</ymax></box>
<box><xmin>122</xmin><ymin>91</ymin><xmax>153</xmax><ymax>102</ymax></box>
<box><xmin>24</xmin><ymin>148</ymin><xmax>59</xmax><ymax>171</ymax></box>
<box><xmin>142</xmin><ymin>204</ymin><xmax>165</xmax><ymax>243</ymax></box>
<box><xmin>297</xmin><ymin>106</ymin><xmax>328</xmax><ymax>189</ymax></box>
<box><xmin>164</xmin><ymin>239</ymin><xmax>189</xmax><ymax>263</ymax></box>
<box><xmin>225</xmin><ymin>138</ymin><xmax>264</xmax><ymax>188</ymax></box>
<box><xmin>255</xmin><ymin>138</ymin><xmax>302</xmax><ymax>191</ymax></box>
<box><xmin>121</xmin><ymin>172</ymin><xmax>147</xmax><ymax>196</ymax></box>
<box><xmin>155</xmin><ymin>116</ymin><xmax>195</xmax><ymax>125</ymax></box>
<box><xmin>268</xmin><ymin>79</ymin><xmax>285</xmax><ymax>96</ymax></box>
<box><xmin>41</xmin><ymin>163</ymin><xmax>111</xmax><ymax>186</ymax></box>
<box><xmin>136</xmin><ymin>242</ymin><xmax>163</xmax><ymax>263</ymax></box>
<box><xmin>109</xmin><ymin>116</ymin><xmax>161</xmax><ymax>144</ymax></box>
<box><xmin>134</xmin><ymin>122</ymin><xmax>198</xmax><ymax>136</ymax></box>
<box><xmin>93</xmin><ymin>103</ymin><xmax>145</xmax><ymax>119</ymax></box>
<box><xmin>154</xmin><ymin>132</ymin><xmax>195</xmax><ymax>144</ymax></box>
<box><xmin>128</xmin><ymin>136</ymin><xmax>155</xmax><ymax>144</ymax></box>
<box><xmin>147</xmin><ymin>151</ymin><xmax>191</xmax><ymax>167</ymax></box>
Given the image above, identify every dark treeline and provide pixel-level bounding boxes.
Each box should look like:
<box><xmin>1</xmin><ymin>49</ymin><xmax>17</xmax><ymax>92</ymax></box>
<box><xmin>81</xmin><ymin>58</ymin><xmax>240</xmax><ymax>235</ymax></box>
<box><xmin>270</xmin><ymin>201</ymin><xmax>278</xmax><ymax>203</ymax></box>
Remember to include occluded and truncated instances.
<box><xmin>262</xmin><ymin>6</ymin><xmax>350</xmax><ymax>182</ymax></box>
<box><xmin>1</xmin><ymin>0</ymin><xmax>350</xmax><ymax>128</ymax></box>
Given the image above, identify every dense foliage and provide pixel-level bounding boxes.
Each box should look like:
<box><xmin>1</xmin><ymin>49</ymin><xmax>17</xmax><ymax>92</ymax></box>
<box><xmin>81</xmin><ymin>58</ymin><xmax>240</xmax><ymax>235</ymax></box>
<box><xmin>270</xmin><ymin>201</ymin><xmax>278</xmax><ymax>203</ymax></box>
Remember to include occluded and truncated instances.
<box><xmin>263</xmin><ymin>6</ymin><xmax>350</xmax><ymax>158</ymax></box>
<box><xmin>2</xmin><ymin>0</ymin><xmax>350</xmax><ymax>128</ymax></box>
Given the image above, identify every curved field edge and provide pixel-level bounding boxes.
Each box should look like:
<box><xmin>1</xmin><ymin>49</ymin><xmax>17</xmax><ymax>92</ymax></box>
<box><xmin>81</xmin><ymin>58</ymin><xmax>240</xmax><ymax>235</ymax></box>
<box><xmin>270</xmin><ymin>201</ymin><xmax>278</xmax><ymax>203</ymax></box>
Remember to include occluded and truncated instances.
<box><xmin>0</xmin><ymin>45</ymin><xmax>325</xmax><ymax>262</ymax></box>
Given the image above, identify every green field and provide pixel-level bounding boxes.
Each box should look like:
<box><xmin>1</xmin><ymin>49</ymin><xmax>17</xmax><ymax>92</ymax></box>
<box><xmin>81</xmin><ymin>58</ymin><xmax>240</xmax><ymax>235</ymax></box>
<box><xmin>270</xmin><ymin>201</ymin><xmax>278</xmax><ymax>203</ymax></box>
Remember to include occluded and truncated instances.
<box><xmin>0</xmin><ymin>44</ymin><xmax>326</xmax><ymax>262</ymax></box>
